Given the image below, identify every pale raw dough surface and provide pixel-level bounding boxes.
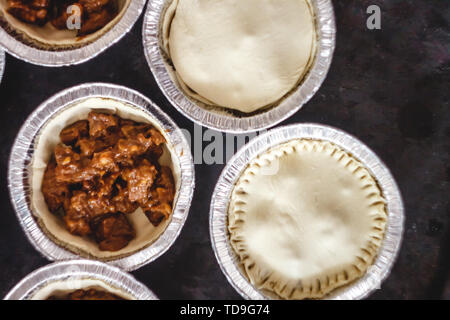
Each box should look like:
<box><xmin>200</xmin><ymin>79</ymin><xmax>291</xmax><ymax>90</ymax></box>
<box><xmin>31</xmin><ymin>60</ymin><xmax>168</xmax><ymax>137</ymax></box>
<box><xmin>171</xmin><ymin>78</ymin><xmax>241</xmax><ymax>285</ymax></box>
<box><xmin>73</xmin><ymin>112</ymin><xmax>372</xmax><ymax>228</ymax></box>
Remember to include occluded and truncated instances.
<box><xmin>0</xmin><ymin>0</ymin><xmax>129</xmax><ymax>48</ymax></box>
<box><xmin>31</xmin><ymin>98</ymin><xmax>181</xmax><ymax>260</ymax></box>
<box><xmin>166</xmin><ymin>0</ymin><xmax>316</xmax><ymax>113</ymax></box>
<box><xmin>31</xmin><ymin>279</ymin><xmax>135</xmax><ymax>300</ymax></box>
<box><xmin>228</xmin><ymin>139</ymin><xmax>387</xmax><ymax>299</ymax></box>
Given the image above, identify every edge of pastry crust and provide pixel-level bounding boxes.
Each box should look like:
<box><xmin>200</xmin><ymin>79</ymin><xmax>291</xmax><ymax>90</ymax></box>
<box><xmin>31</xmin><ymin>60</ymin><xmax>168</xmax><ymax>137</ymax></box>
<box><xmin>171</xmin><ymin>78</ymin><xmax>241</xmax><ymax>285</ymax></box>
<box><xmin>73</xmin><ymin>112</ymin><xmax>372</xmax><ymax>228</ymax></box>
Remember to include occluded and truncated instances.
<box><xmin>228</xmin><ymin>139</ymin><xmax>388</xmax><ymax>299</ymax></box>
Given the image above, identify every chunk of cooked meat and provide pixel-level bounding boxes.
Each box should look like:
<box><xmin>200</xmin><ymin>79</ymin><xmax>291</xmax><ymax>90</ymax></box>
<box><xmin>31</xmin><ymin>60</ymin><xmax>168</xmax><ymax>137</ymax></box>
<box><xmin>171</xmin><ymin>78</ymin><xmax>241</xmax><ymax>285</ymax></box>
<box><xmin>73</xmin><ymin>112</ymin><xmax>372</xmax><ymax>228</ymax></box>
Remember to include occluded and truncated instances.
<box><xmin>51</xmin><ymin>2</ymin><xmax>84</xmax><ymax>30</ymax></box>
<box><xmin>63</xmin><ymin>191</ymin><xmax>92</xmax><ymax>235</ymax></box>
<box><xmin>88</xmin><ymin>111</ymin><xmax>118</xmax><ymax>138</ymax></box>
<box><xmin>90</xmin><ymin>149</ymin><xmax>119</xmax><ymax>174</ymax></box>
<box><xmin>78</xmin><ymin>5</ymin><xmax>115</xmax><ymax>35</ymax></box>
<box><xmin>7</xmin><ymin>0</ymin><xmax>51</xmax><ymax>25</ymax></box>
<box><xmin>41</xmin><ymin>158</ymin><xmax>69</xmax><ymax>213</ymax></box>
<box><xmin>48</xmin><ymin>288</ymin><xmax>125</xmax><ymax>300</ymax></box>
<box><xmin>93</xmin><ymin>213</ymin><xmax>135</xmax><ymax>251</ymax></box>
<box><xmin>41</xmin><ymin>111</ymin><xmax>175</xmax><ymax>252</ymax></box>
<box><xmin>121</xmin><ymin>159</ymin><xmax>157</xmax><ymax>205</ymax></box>
<box><xmin>59</xmin><ymin>120</ymin><xmax>89</xmax><ymax>146</ymax></box>
<box><xmin>143</xmin><ymin>166</ymin><xmax>175</xmax><ymax>226</ymax></box>
<box><xmin>79</xmin><ymin>0</ymin><xmax>111</xmax><ymax>13</ymax></box>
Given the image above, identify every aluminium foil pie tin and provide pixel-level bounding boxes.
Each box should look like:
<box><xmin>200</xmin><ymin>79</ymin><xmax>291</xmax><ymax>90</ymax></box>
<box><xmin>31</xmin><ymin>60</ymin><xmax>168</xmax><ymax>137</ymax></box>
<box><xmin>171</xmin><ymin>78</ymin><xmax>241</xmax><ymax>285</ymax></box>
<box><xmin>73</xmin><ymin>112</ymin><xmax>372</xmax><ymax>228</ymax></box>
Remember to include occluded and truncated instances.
<box><xmin>210</xmin><ymin>123</ymin><xmax>404</xmax><ymax>300</ymax></box>
<box><xmin>8</xmin><ymin>83</ymin><xmax>195</xmax><ymax>271</ymax></box>
<box><xmin>142</xmin><ymin>0</ymin><xmax>336</xmax><ymax>133</ymax></box>
<box><xmin>4</xmin><ymin>259</ymin><xmax>157</xmax><ymax>300</ymax></box>
<box><xmin>0</xmin><ymin>0</ymin><xmax>146</xmax><ymax>67</ymax></box>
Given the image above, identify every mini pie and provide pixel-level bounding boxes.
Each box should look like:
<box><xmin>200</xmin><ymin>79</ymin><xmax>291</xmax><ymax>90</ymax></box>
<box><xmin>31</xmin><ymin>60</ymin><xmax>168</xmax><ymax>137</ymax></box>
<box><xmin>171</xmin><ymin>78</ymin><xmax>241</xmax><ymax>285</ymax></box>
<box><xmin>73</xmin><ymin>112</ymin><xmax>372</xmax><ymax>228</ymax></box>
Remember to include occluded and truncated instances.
<box><xmin>228</xmin><ymin>139</ymin><xmax>388</xmax><ymax>299</ymax></box>
<box><xmin>0</xmin><ymin>0</ymin><xmax>130</xmax><ymax>50</ymax></box>
<box><xmin>30</xmin><ymin>97</ymin><xmax>181</xmax><ymax>260</ymax></box>
<box><xmin>162</xmin><ymin>0</ymin><xmax>317</xmax><ymax>113</ymax></box>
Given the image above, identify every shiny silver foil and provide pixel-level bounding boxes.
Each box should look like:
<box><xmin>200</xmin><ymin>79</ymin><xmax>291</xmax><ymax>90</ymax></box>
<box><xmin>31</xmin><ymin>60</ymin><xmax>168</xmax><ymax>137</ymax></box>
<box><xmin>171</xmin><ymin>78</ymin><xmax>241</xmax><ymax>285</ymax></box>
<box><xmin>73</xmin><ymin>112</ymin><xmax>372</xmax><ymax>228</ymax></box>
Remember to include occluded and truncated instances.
<box><xmin>8</xmin><ymin>83</ymin><xmax>195</xmax><ymax>271</ymax></box>
<box><xmin>210</xmin><ymin>124</ymin><xmax>404</xmax><ymax>300</ymax></box>
<box><xmin>0</xmin><ymin>1</ymin><xmax>147</xmax><ymax>66</ymax></box>
<box><xmin>142</xmin><ymin>0</ymin><xmax>336</xmax><ymax>133</ymax></box>
<box><xmin>4</xmin><ymin>259</ymin><xmax>158</xmax><ymax>300</ymax></box>
<box><xmin>0</xmin><ymin>50</ymin><xmax>5</xmax><ymax>83</ymax></box>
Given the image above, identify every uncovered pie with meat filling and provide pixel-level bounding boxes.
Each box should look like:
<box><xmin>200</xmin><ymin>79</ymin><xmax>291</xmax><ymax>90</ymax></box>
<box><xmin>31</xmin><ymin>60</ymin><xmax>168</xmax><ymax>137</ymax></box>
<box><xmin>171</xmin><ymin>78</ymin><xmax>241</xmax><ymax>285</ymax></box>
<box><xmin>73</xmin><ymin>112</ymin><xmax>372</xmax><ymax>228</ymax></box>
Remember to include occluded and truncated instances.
<box><xmin>162</xmin><ymin>0</ymin><xmax>317</xmax><ymax>114</ymax></box>
<box><xmin>228</xmin><ymin>139</ymin><xmax>387</xmax><ymax>299</ymax></box>
<box><xmin>31</xmin><ymin>278</ymin><xmax>134</xmax><ymax>300</ymax></box>
<box><xmin>47</xmin><ymin>288</ymin><xmax>125</xmax><ymax>300</ymax></box>
<box><xmin>31</xmin><ymin>98</ymin><xmax>179</xmax><ymax>258</ymax></box>
<box><xmin>0</xmin><ymin>0</ymin><xmax>130</xmax><ymax>49</ymax></box>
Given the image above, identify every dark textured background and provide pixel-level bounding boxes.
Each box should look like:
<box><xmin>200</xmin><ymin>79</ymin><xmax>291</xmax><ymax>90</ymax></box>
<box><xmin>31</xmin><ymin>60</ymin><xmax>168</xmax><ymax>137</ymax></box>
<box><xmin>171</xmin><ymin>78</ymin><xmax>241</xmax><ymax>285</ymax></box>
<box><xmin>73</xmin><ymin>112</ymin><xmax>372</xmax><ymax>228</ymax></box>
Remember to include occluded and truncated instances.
<box><xmin>0</xmin><ymin>0</ymin><xmax>448</xmax><ymax>300</ymax></box>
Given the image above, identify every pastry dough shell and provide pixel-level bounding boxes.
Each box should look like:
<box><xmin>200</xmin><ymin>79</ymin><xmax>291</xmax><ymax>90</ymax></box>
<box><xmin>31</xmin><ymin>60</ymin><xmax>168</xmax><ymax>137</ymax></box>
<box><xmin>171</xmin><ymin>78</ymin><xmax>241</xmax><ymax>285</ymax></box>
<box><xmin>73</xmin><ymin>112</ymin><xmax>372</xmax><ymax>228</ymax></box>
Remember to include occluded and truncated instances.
<box><xmin>228</xmin><ymin>139</ymin><xmax>387</xmax><ymax>299</ymax></box>
<box><xmin>30</xmin><ymin>97</ymin><xmax>181</xmax><ymax>260</ymax></box>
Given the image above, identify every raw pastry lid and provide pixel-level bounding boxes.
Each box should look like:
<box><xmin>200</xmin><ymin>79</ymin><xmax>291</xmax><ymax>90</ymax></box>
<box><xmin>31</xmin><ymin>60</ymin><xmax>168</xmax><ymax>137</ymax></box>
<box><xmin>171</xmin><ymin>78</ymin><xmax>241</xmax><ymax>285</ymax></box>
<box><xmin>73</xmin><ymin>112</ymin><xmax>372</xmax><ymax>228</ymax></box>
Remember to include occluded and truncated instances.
<box><xmin>143</xmin><ymin>0</ymin><xmax>336</xmax><ymax>132</ymax></box>
<box><xmin>210</xmin><ymin>124</ymin><xmax>404</xmax><ymax>299</ymax></box>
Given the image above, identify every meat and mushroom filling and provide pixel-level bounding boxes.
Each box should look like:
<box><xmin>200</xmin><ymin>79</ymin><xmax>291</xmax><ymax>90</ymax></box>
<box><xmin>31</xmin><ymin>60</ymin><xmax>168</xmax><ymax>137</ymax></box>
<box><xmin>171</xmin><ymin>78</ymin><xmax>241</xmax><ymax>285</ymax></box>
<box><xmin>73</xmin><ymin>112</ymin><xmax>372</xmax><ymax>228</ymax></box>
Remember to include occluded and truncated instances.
<box><xmin>41</xmin><ymin>111</ymin><xmax>175</xmax><ymax>252</ymax></box>
<box><xmin>47</xmin><ymin>288</ymin><xmax>125</xmax><ymax>300</ymax></box>
<box><xmin>6</xmin><ymin>0</ymin><xmax>118</xmax><ymax>35</ymax></box>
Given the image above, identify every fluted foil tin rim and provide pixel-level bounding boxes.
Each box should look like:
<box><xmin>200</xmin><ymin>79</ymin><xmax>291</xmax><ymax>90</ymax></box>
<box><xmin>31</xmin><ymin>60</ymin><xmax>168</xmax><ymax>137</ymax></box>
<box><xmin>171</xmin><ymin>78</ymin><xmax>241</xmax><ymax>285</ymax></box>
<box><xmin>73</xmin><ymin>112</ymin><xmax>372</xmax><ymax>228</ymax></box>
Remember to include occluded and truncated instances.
<box><xmin>142</xmin><ymin>0</ymin><xmax>336</xmax><ymax>133</ymax></box>
<box><xmin>0</xmin><ymin>0</ymin><xmax>147</xmax><ymax>67</ymax></box>
<box><xmin>8</xmin><ymin>82</ymin><xmax>195</xmax><ymax>271</ymax></box>
<box><xmin>210</xmin><ymin>123</ymin><xmax>404</xmax><ymax>300</ymax></box>
<box><xmin>0</xmin><ymin>50</ymin><xmax>5</xmax><ymax>84</ymax></box>
<box><xmin>4</xmin><ymin>259</ymin><xmax>158</xmax><ymax>300</ymax></box>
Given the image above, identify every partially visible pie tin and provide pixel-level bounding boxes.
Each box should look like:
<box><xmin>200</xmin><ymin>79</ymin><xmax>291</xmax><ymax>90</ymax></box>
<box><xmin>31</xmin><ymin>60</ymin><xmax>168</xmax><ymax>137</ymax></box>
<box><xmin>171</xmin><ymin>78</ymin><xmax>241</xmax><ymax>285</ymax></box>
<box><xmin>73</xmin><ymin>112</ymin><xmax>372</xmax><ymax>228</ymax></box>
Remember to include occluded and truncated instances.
<box><xmin>0</xmin><ymin>1</ymin><xmax>146</xmax><ymax>66</ymax></box>
<box><xmin>210</xmin><ymin>123</ymin><xmax>404</xmax><ymax>299</ymax></box>
<box><xmin>8</xmin><ymin>83</ymin><xmax>195</xmax><ymax>271</ymax></box>
<box><xmin>4</xmin><ymin>259</ymin><xmax>157</xmax><ymax>300</ymax></box>
<box><xmin>143</xmin><ymin>0</ymin><xmax>336</xmax><ymax>133</ymax></box>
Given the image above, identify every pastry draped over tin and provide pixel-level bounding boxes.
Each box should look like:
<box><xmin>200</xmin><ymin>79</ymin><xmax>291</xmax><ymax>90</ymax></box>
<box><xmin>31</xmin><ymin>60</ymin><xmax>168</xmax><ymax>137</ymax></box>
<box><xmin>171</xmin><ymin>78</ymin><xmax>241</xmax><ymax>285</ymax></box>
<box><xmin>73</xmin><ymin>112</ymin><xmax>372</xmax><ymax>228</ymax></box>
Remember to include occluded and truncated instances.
<box><xmin>163</xmin><ymin>0</ymin><xmax>316</xmax><ymax>113</ymax></box>
<box><xmin>228</xmin><ymin>139</ymin><xmax>388</xmax><ymax>299</ymax></box>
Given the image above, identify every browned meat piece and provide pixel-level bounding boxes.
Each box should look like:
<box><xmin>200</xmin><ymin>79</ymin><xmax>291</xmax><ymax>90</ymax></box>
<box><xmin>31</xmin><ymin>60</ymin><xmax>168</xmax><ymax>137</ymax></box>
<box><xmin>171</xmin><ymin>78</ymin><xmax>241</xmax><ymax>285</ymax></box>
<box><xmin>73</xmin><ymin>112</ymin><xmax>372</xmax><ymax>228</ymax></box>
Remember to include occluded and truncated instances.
<box><xmin>93</xmin><ymin>213</ymin><xmax>135</xmax><ymax>251</ymax></box>
<box><xmin>143</xmin><ymin>166</ymin><xmax>175</xmax><ymax>226</ymax></box>
<box><xmin>51</xmin><ymin>2</ymin><xmax>84</xmax><ymax>30</ymax></box>
<box><xmin>111</xmin><ymin>183</ymin><xmax>139</xmax><ymax>214</ymax></box>
<box><xmin>114</xmin><ymin>138</ymin><xmax>148</xmax><ymax>164</ymax></box>
<box><xmin>121</xmin><ymin>159</ymin><xmax>157</xmax><ymax>205</ymax></box>
<box><xmin>95</xmin><ymin>172</ymin><xmax>119</xmax><ymax>198</ymax></box>
<box><xmin>79</xmin><ymin>6</ymin><xmax>115</xmax><ymax>35</ymax></box>
<box><xmin>77</xmin><ymin>138</ymin><xmax>102</xmax><ymax>157</ymax></box>
<box><xmin>63</xmin><ymin>191</ymin><xmax>92</xmax><ymax>236</ymax></box>
<box><xmin>53</xmin><ymin>144</ymin><xmax>87</xmax><ymax>183</ymax></box>
<box><xmin>88</xmin><ymin>111</ymin><xmax>118</xmax><ymax>138</ymax></box>
<box><xmin>7</xmin><ymin>0</ymin><xmax>50</xmax><ymax>25</ymax></box>
<box><xmin>48</xmin><ymin>288</ymin><xmax>125</xmax><ymax>300</ymax></box>
<box><xmin>59</xmin><ymin>120</ymin><xmax>88</xmax><ymax>146</ymax></box>
<box><xmin>90</xmin><ymin>149</ymin><xmax>119</xmax><ymax>174</ymax></box>
<box><xmin>79</xmin><ymin>0</ymin><xmax>111</xmax><ymax>13</ymax></box>
<box><xmin>41</xmin><ymin>158</ymin><xmax>69</xmax><ymax>213</ymax></box>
